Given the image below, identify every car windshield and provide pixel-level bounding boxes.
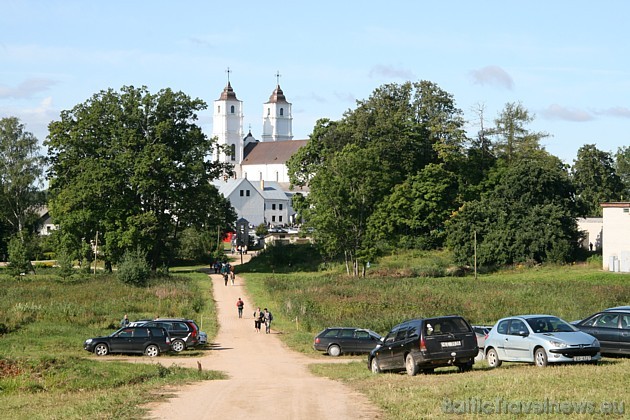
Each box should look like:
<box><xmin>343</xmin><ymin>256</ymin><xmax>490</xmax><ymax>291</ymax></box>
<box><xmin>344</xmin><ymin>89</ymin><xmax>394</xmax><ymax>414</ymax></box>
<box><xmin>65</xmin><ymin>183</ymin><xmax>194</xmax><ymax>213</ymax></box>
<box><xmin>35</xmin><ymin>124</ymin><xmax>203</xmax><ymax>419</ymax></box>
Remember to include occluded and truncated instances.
<box><xmin>526</xmin><ymin>317</ymin><xmax>577</xmax><ymax>333</ymax></box>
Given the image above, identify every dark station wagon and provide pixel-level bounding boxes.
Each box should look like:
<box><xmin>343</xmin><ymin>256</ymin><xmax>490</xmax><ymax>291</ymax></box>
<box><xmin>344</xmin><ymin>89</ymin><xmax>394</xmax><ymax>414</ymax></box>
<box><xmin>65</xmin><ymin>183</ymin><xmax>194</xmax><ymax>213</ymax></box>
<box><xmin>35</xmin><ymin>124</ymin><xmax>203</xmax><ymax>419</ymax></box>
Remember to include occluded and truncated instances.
<box><xmin>313</xmin><ymin>327</ymin><xmax>382</xmax><ymax>357</ymax></box>
<box><xmin>368</xmin><ymin>316</ymin><xmax>478</xmax><ymax>375</ymax></box>
<box><xmin>83</xmin><ymin>326</ymin><xmax>172</xmax><ymax>357</ymax></box>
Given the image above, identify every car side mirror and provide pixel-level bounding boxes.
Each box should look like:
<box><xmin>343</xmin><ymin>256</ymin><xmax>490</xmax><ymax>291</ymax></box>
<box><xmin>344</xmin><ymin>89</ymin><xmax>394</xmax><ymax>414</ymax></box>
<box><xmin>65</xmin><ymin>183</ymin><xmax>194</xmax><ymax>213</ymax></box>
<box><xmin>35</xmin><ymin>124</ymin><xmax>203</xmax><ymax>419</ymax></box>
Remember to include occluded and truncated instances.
<box><xmin>518</xmin><ymin>331</ymin><xmax>529</xmax><ymax>337</ymax></box>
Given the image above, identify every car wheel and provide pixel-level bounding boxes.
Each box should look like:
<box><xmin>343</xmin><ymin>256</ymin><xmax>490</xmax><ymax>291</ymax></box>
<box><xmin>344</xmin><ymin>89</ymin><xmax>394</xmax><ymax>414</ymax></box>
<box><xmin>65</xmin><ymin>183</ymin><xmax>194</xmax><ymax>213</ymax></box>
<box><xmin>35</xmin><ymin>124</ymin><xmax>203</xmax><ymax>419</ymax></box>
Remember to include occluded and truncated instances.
<box><xmin>486</xmin><ymin>348</ymin><xmax>502</xmax><ymax>368</ymax></box>
<box><xmin>171</xmin><ymin>339</ymin><xmax>185</xmax><ymax>353</ymax></box>
<box><xmin>145</xmin><ymin>344</ymin><xmax>160</xmax><ymax>357</ymax></box>
<box><xmin>371</xmin><ymin>358</ymin><xmax>382</xmax><ymax>374</ymax></box>
<box><xmin>94</xmin><ymin>343</ymin><xmax>109</xmax><ymax>356</ymax></box>
<box><xmin>405</xmin><ymin>354</ymin><xmax>419</xmax><ymax>376</ymax></box>
<box><xmin>328</xmin><ymin>344</ymin><xmax>341</xmax><ymax>357</ymax></box>
<box><xmin>534</xmin><ymin>348</ymin><xmax>548</xmax><ymax>367</ymax></box>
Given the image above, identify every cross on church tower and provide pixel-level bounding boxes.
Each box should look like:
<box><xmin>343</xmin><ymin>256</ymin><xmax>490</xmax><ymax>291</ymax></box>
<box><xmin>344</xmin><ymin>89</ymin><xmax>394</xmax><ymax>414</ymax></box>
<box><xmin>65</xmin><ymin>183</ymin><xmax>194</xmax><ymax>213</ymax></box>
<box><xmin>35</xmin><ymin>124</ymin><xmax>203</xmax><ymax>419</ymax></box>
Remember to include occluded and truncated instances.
<box><xmin>226</xmin><ymin>67</ymin><xmax>232</xmax><ymax>83</ymax></box>
<box><xmin>275</xmin><ymin>70</ymin><xmax>281</xmax><ymax>86</ymax></box>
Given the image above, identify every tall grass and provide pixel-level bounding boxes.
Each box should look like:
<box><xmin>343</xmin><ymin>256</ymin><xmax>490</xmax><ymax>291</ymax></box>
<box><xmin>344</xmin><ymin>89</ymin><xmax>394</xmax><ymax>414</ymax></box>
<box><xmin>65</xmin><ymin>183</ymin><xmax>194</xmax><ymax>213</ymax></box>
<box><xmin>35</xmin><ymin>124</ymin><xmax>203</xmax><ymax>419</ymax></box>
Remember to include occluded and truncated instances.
<box><xmin>0</xmin><ymin>269</ymin><xmax>221</xmax><ymax>418</ymax></box>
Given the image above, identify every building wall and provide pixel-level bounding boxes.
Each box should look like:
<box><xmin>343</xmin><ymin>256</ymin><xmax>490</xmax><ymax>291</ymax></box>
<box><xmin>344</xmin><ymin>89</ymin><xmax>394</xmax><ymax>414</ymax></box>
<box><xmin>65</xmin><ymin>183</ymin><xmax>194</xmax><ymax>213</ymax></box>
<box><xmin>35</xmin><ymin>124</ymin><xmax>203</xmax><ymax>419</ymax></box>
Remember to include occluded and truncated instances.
<box><xmin>576</xmin><ymin>218</ymin><xmax>603</xmax><ymax>251</ymax></box>
<box><xmin>227</xmin><ymin>186</ymin><xmax>265</xmax><ymax>226</ymax></box>
<box><xmin>242</xmin><ymin>163</ymin><xmax>290</xmax><ymax>183</ymax></box>
<box><xmin>602</xmin><ymin>204</ymin><xmax>630</xmax><ymax>272</ymax></box>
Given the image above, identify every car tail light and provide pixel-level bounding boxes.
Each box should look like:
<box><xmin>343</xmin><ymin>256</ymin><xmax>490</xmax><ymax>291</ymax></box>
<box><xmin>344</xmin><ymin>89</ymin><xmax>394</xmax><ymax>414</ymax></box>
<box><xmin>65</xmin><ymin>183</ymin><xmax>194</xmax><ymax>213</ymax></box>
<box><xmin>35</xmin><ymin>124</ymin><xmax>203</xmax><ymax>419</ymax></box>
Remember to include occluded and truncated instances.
<box><xmin>420</xmin><ymin>337</ymin><xmax>427</xmax><ymax>351</ymax></box>
<box><xmin>315</xmin><ymin>338</ymin><xmax>320</xmax><ymax>344</ymax></box>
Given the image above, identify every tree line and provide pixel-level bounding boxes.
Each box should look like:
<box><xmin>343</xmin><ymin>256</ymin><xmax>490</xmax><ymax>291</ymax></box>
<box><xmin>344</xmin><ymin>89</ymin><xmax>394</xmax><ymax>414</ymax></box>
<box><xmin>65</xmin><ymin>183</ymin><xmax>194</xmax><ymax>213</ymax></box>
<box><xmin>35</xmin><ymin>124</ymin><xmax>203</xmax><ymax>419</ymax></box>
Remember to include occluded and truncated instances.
<box><xmin>1</xmin><ymin>86</ymin><xmax>235</xmax><ymax>273</ymax></box>
<box><xmin>1</xmin><ymin>81</ymin><xmax>628</xmax><ymax>275</ymax></box>
<box><xmin>286</xmin><ymin>81</ymin><xmax>630</xmax><ymax>275</ymax></box>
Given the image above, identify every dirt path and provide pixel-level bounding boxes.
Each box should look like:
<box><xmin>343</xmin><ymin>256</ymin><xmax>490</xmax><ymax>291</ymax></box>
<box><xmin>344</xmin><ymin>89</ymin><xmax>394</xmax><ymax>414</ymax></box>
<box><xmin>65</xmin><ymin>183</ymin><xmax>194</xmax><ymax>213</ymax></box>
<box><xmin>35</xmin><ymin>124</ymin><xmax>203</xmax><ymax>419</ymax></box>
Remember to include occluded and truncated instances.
<box><xmin>147</xmin><ymin>257</ymin><xmax>382</xmax><ymax>419</ymax></box>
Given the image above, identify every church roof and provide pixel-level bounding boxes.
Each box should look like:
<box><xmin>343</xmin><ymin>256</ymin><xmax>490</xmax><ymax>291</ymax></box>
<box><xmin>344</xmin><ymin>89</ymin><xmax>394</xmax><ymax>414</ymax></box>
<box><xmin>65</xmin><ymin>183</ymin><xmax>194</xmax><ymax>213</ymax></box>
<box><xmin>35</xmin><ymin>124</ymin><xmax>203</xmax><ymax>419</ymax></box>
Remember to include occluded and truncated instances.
<box><xmin>266</xmin><ymin>84</ymin><xmax>288</xmax><ymax>104</ymax></box>
<box><xmin>218</xmin><ymin>81</ymin><xmax>238</xmax><ymax>101</ymax></box>
<box><xmin>242</xmin><ymin>140</ymin><xmax>308</xmax><ymax>165</ymax></box>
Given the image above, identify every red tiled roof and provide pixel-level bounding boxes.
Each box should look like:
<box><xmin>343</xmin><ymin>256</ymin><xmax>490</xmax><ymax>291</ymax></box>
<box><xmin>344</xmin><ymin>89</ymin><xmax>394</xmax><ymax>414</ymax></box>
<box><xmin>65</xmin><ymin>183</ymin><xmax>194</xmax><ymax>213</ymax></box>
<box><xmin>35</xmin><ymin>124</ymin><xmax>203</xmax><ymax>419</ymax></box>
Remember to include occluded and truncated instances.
<box><xmin>242</xmin><ymin>140</ymin><xmax>308</xmax><ymax>165</ymax></box>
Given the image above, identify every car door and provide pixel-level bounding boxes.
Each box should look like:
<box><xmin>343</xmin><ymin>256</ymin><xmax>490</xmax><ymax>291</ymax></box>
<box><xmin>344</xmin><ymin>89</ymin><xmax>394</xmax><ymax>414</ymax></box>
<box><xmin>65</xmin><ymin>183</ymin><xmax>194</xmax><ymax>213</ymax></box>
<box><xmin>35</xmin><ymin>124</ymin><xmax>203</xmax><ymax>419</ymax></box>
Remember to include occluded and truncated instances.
<box><xmin>504</xmin><ymin>319</ymin><xmax>532</xmax><ymax>361</ymax></box>
<box><xmin>492</xmin><ymin>320</ymin><xmax>510</xmax><ymax>359</ymax></box>
<box><xmin>353</xmin><ymin>330</ymin><xmax>380</xmax><ymax>353</ymax></box>
<box><xmin>110</xmin><ymin>327</ymin><xmax>134</xmax><ymax>352</ymax></box>
<box><xmin>389</xmin><ymin>326</ymin><xmax>414</xmax><ymax>370</ymax></box>
<box><xmin>579</xmin><ymin>313</ymin><xmax>621</xmax><ymax>353</ymax></box>
<box><xmin>129</xmin><ymin>327</ymin><xmax>150</xmax><ymax>353</ymax></box>
<box><xmin>376</xmin><ymin>328</ymin><xmax>400</xmax><ymax>369</ymax></box>
<box><xmin>337</xmin><ymin>328</ymin><xmax>355</xmax><ymax>353</ymax></box>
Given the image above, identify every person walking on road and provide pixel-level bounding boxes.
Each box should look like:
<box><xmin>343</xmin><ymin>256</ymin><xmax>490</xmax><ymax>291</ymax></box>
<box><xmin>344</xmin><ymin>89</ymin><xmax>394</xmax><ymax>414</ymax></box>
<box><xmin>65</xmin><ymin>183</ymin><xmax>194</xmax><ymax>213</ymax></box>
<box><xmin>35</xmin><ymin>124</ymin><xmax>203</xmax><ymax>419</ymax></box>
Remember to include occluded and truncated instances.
<box><xmin>236</xmin><ymin>298</ymin><xmax>244</xmax><ymax>318</ymax></box>
<box><xmin>263</xmin><ymin>308</ymin><xmax>273</xmax><ymax>334</ymax></box>
<box><xmin>253</xmin><ymin>307</ymin><xmax>263</xmax><ymax>333</ymax></box>
<box><xmin>221</xmin><ymin>263</ymin><xmax>229</xmax><ymax>286</ymax></box>
<box><xmin>230</xmin><ymin>265</ymin><xmax>235</xmax><ymax>285</ymax></box>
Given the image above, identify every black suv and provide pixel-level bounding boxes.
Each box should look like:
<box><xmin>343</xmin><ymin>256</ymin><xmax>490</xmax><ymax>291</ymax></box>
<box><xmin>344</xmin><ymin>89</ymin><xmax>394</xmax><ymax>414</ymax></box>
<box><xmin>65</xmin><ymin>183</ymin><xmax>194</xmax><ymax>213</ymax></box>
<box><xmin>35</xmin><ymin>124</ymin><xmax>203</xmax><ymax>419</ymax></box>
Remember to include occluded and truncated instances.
<box><xmin>83</xmin><ymin>326</ymin><xmax>171</xmax><ymax>357</ymax></box>
<box><xmin>140</xmin><ymin>318</ymin><xmax>201</xmax><ymax>352</ymax></box>
<box><xmin>368</xmin><ymin>316</ymin><xmax>478</xmax><ymax>376</ymax></box>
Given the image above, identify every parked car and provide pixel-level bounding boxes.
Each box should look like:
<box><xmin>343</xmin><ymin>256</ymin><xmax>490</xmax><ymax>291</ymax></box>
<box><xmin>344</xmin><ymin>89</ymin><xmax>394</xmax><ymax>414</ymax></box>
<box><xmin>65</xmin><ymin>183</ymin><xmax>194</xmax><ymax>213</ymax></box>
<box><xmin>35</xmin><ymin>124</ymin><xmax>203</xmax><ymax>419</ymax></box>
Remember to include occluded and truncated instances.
<box><xmin>139</xmin><ymin>318</ymin><xmax>202</xmax><ymax>352</ymax></box>
<box><xmin>573</xmin><ymin>306</ymin><xmax>630</xmax><ymax>355</ymax></box>
<box><xmin>83</xmin><ymin>326</ymin><xmax>171</xmax><ymax>357</ymax></box>
<box><xmin>367</xmin><ymin>315</ymin><xmax>478</xmax><ymax>376</ymax></box>
<box><xmin>473</xmin><ymin>325</ymin><xmax>491</xmax><ymax>361</ymax></box>
<box><xmin>313</xmin><ymin>327</ymin><xmax>382</xmax><ymax>356</ymax></box>
<box><xmin>484</xmin><ymin>315</ymin><xmax>601</xmax><ymax>368</ymax></box>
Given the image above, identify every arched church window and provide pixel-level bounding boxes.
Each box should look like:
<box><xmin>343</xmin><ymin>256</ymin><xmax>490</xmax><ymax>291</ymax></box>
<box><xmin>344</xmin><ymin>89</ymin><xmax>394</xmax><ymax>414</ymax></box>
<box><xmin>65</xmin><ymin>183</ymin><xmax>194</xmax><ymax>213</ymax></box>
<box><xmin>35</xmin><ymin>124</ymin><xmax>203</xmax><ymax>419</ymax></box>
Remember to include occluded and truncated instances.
<box><xmin>217</xmin><ymin>106</ymin><xmax>221</xmax><ymax>113</ymax></box>
<box><xmin>231</xmin><ymin>105</ymin><xmax>235</xmax><ymax>114</ymax></box>
<box><xmin>267</xmin><ymin>108</ymin><xmax>271</xmax><ymax>116</ymax></box>
<box><xmin>230</xmin><ymin>144</ymin><xmax>236</xmax><ymax>161</ymax></box>
<box><xmin>280</xmin><ymin>108</ymin><xmax>284</xmax><ymax>116</ymax></box>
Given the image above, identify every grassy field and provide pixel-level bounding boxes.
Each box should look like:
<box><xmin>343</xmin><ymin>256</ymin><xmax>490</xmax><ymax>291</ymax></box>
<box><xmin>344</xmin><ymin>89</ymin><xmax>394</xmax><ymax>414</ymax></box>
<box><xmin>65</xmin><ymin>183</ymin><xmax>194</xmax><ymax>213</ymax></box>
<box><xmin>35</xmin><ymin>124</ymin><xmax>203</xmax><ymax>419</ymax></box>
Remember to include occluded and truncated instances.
<box><xmin>241</xmin><ymin>247</ymin><xmax>630</xmax><ymax>419</ymax></box>
<box><xmin>0</xmin><ymin>267</ymin><xmax>222</xmax><ymax>419</ymax></box>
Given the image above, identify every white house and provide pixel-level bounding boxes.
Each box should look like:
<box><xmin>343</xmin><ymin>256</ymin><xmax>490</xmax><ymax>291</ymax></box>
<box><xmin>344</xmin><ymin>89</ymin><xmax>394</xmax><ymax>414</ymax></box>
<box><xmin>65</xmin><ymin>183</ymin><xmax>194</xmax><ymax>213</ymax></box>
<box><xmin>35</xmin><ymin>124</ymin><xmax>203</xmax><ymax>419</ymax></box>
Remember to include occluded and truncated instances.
<box><xmin>601</xmin><ymin>202</ymin><xmax>630</xmax><ymax>272</ymax></box>
<box><xmin>213</xmin><ymin>178</ymin><xmax>265</xmax><ymax>226</ymax></box>
<box><xmin>576</xmin><ymin>217</ymin><xmax>603</xmax><ymax>251</ymax></box>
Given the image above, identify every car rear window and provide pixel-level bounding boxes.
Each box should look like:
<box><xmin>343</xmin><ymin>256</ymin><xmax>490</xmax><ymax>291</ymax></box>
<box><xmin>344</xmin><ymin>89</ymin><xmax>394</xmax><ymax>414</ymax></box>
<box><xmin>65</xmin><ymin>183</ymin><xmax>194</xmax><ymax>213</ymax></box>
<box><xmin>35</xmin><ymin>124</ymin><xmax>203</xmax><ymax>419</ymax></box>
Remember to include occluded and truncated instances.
<box><xmin>425</xmin><ymin>318</ymin><xmax>471</xmax><ymax>335</ymax></box>
<box><xmin>133</xmin><ymin>328</ymin><xmax>149</xmax><ymax>338</ymax></box>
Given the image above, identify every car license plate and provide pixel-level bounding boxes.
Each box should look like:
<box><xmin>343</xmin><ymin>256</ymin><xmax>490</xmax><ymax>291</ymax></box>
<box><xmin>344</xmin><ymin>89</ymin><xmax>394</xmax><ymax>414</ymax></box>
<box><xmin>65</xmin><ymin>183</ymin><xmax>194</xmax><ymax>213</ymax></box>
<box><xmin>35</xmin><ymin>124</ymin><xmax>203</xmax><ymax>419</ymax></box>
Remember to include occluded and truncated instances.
<box><xmin>574</xmin><ymin>355</ymin><xmax>591</xmax><ymax>361</ymax></box>
<box><xmin>441</xmin><ymin>341</ymin><xmax>461</xmax><ymax>348</ymax></box>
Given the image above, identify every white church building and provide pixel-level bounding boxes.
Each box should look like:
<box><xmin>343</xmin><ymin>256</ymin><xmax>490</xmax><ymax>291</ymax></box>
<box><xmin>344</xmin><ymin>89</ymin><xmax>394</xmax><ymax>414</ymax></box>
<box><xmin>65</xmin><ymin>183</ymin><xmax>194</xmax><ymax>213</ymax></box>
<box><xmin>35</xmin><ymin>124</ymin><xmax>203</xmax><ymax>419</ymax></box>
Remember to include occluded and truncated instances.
<box><xmin>211</xmin><ymin>77</ymin><xmax>308</xmax><ymax>227</ymax></box>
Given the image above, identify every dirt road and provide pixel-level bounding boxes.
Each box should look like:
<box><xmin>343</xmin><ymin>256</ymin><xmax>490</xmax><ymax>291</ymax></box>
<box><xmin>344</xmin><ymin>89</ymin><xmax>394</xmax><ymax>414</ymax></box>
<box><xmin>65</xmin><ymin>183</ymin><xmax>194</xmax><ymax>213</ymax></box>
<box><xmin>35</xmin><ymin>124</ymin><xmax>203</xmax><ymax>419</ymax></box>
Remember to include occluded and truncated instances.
<box><xmin>147</xmin><ymin>258</ymin><xmax>382</xmax><ymax>419</ymax></box>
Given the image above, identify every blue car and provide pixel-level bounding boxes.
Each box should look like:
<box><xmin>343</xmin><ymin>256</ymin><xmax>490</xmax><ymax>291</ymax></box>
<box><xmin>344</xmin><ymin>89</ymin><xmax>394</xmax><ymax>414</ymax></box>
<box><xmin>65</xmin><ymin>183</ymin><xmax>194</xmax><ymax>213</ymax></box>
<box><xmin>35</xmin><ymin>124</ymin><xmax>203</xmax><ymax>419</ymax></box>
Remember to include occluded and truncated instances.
<box><xmin>484</xmin><ymin>315</ymin><xmax>601</xmax><ymax>368</ymax></box>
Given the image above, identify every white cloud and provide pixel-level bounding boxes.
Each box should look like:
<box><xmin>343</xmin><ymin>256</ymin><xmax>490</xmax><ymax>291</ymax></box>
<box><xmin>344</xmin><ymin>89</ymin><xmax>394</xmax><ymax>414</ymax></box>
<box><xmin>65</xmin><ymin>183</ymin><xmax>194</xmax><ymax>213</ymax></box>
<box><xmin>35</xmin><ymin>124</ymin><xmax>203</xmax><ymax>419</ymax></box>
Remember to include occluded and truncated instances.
<box><xmin>469</xmin><ymin>65</ymin><xmax>514</xmax><ymax>90</ymax></box>
<box><xmin>0</xmin><ymin>78</ymin><xmax>57</xmax><ymax>99</ymax></box>
<box><xmin>368</xmin><ymin>65</ymin><xmax>415</xmax><ymax>80</ymax></box>
<box><xmin>541</xmin><ymin>104</ymin><xmax>593</xmax><ymax>122</ymax></box>
<box><xmin>595</xmin><ymin>106</ymin><xmax>630</xmax><ymax>118</ymax></box>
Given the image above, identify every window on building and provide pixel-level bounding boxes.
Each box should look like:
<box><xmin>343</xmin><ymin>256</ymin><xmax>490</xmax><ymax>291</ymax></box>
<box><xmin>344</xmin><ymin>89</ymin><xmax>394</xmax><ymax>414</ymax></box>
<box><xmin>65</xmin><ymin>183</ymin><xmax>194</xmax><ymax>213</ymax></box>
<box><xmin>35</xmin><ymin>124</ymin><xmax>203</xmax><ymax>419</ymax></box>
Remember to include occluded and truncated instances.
<box><xmin>280</xmin><ymin>108</ymin><xmax>284</xmax><ymax>116</ymax></box>
<box><xmin>267</xmin><ymin>108</ymin><xmax>270</xmax><ymax>116</ymax></box>
<box><xmin>246</xmin><ymin>190</ymin><xmax>250</xmax><ymax>197</ymax></box>
<box><xmin>218</xmin><ymin>105</ymin><xmax>221</xmax><ymax>113</ymax></box>
<box><xmin>272</xmin><ymin>204</ymin><xmax>276</xmax><ymax>210</ymax></box>
<box><xmin>231</xmin><ymin>105</ymin><xmax>235</xmax><ymax>114</ymax></box>
<box><xmin>279</xmin><ymin>204</ymin><xmax>283</xmax><ymax>210</ymax></box>
<box><xmin>240</xmin><ymin>190</ymin><xmax>244</xmax><ymax>197</ymax></box>
<box><xmin>230</xmin><ymin>144</ymin><xmax>235</xmax><ymax>161</ymax></box>
<box><xmin>275</xmin><ymin>171</ymin><xmax>279</xmax><ymax>181</ymax></box>
<box><xmin>272</xmin><ymin>216</ymin><xmax>276</xmax><ymax>222</ymax></box>
<box><xmin>279</xmin><ymin>216</ymin><xmax>283</xmax><ymax>222</ymax></box>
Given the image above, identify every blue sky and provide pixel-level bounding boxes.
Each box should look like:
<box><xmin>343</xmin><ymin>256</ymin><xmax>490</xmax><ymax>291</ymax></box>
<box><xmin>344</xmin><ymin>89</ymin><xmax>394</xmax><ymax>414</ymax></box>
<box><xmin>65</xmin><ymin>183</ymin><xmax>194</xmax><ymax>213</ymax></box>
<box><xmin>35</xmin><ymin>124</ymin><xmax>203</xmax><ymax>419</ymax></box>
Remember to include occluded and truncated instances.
<box><xmin>1</xmin><ymin>1</ymin><xmax>628</xmax><ymax>165</ymax></box>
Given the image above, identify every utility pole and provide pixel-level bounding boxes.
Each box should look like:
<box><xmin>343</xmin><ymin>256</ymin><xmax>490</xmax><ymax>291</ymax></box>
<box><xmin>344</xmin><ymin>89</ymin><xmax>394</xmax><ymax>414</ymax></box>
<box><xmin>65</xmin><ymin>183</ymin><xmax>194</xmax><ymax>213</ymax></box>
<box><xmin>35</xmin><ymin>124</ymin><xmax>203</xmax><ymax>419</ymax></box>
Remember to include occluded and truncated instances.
<box><xmin>93</xmin><ymin>231</ymin><xmax>99</xmax><ymax>275</ymax></box>
<box><xmin>474</xmin><ymin>230</ymin><xmax>477</xmax><ymax>280</ymax></box>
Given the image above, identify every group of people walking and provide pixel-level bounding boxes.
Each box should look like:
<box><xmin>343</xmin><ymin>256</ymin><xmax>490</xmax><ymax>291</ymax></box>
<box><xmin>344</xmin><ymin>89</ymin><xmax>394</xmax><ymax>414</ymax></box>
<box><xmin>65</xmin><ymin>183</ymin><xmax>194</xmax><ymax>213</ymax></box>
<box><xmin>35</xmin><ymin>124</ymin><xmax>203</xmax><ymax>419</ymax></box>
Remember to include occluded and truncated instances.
<box><xmin>213</xmin><ymin>261</ymin><xmax>235</xmax><ymax>286</ymax></box>
<box><xmin>238</xmin><ymin>300</ymin><xmax>273</xmax><ymax>333</ymax></box>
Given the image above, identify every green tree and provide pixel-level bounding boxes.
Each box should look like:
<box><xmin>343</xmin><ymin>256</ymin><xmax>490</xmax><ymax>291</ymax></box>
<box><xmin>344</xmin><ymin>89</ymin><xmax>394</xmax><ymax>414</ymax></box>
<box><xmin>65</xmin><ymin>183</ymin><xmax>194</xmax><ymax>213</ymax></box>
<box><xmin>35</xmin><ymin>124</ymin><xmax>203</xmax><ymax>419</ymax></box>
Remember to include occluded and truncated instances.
<box><xmin>0</xmin><ymin>117</ymin><xmax>45</xmax><ymax>243</ymax></box>
<box><xmin>447</xmin><ymin>154</ymin><xmax>580</xmax><ymax>266</ymax></box>
<box><xmin>46</xmin><ymin>86</ymin><xmax>234</xmax><ymax>269</ymax></box>
<box><xmin>490</xmin><ymin>102</ymin><xmax>548</xmax><ymax>164</ymax></box>
<box><xmin>306</xmin><ymin>144</ymin><xmax>393</xmax><ymax>276</ymax></box>
<box><xmin>369</xmin><ymin>163</ymin><xmax>460</xmax><ymax>250</ymax></box>
<box><xmin>615</xmin><ymin>146</ymin><xmax>630</xmax><ymax>200</ymax></box>
<box><xmin>571</xmin><ymin>144</ymin><xmax>623</xmax><ymax>216</ymax></box>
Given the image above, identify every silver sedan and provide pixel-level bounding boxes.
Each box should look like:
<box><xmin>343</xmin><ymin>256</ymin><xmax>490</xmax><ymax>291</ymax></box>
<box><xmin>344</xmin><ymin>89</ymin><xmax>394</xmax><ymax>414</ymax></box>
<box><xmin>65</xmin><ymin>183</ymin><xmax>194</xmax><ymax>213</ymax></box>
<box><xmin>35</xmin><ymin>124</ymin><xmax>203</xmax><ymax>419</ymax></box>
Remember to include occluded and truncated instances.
<box><xmin>484</xmin><ymin>315</ymin><xmax>601</xmax><ymax>368</ymax></box>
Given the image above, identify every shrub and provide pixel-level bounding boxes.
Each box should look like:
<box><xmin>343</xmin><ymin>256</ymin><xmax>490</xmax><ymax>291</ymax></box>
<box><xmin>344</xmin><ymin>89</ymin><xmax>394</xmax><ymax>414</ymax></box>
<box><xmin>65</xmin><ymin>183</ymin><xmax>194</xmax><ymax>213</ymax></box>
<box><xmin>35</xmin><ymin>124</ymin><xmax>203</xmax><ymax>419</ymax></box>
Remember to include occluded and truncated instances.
<box><xmin>117</xmin><ymin>249</ymin><xmax>150</xmax><ymax>287</ymax></box>
<box><xmin>7</xmin><ymin>236</ymin><xmax>31</xmax><ymax>276</ymax></box>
